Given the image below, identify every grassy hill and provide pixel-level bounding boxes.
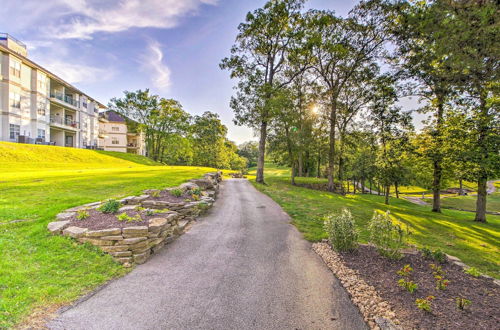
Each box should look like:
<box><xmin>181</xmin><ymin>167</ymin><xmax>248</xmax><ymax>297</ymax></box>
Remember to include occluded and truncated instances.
<box><xmin>0</xmin><ymin>142</ymin><xmax>215</xmax><ymax>328</ymax></box>
<box><xmin>249</xmin><ymin>164</ymin><xmax>500</xmax><ymax>280</ymax></box>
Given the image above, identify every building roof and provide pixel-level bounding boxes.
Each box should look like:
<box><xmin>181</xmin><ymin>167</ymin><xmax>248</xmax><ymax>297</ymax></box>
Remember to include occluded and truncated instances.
<box><xmin>0</xmin><ymin>42</ymin><xmax>106</xmax><ymax>108</ymax></box>
<box><xmin>101</xmin><ymin>110</ymin><xmax>126</xmax><ymax>123</ymax></box>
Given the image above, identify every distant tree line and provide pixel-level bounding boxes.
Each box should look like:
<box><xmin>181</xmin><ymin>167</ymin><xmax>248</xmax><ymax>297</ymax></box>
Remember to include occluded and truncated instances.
<box><xmin>221</xmin><ymin>0</ymin><xmax>499</xmax><ymax>222</ymax></box>
<box><xmin>108</xmin><ymin>89</ymin><xmax>247</xmax><ymax>171</ymax></box>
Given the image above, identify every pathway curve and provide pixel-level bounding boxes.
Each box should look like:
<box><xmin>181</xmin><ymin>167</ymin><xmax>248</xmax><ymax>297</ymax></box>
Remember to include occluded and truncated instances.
<box><xmin>48</xmin><ymin>179</ymin><xmax>366</xmax><ymax>330</ymax></box>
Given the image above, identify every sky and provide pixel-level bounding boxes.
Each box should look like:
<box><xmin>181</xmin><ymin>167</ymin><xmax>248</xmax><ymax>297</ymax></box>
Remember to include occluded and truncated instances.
<box><xmin>0</xmin><ymin>0</ymin><xmax>421</xmax><ymax>144</ymax></box>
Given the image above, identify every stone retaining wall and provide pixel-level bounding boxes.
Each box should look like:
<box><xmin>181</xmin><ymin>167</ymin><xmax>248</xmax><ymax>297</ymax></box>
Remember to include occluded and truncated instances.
<box><xmin>48</xmin><ymin>172</ymin><xmax>222</xmax><ymax>266</ymax></box>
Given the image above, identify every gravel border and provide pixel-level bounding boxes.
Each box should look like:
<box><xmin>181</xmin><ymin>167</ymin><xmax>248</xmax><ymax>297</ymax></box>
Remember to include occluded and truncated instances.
<box><xmin>313</xmin><ymin>242</ymin><xmax>401</xmax><ymax>330</ymax></box>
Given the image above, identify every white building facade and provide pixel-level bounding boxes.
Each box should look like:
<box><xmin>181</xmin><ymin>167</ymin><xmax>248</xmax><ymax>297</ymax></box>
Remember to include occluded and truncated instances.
<box><xmin>0</xmin><ymin>33</ymin><xmax>103</xmax><ymax>148</ymax></box>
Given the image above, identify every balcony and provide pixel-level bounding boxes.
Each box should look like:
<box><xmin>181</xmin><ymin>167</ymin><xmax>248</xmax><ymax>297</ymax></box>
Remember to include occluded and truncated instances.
<box><xmin>50</xmin><ymin>115</ymin><xmax>79</xmax><ymax>130</ymax></box>
<box><xmin>50</xmin><ymin>91</ymin><xmax>79</xmax><ymax>108</ymax></box>
<box><xmin>127</xmin><ymin>143</ymin><xmax>139</xmax><ymax>149</ymax></box>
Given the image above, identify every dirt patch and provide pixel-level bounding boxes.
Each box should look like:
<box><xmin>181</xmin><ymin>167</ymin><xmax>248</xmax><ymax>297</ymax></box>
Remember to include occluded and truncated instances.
<box><xmin>67</xmin><ymin>209</ymin><xmax>170</xmax><ymax>230</ymax></box>
<box><xmin>340</xmin><ymin>245</ymin><xmax>499</xmax><ymax>329</ymax></box>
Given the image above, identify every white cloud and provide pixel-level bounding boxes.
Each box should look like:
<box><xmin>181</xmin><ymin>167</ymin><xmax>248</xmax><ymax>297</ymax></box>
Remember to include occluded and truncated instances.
<box><xmin>142</xmin><ymin>40</ymin><xmax>171</xmax><ymax>90</ymax></box>
<box><xmin>2</xmin><ymin>0</ymin><xmax>217</xmax><ymax>40</ymax></box>
<box><xmin>41</xmin><ymin>59</ymin><xmax>113</xmax><ymax>84</ymax></box>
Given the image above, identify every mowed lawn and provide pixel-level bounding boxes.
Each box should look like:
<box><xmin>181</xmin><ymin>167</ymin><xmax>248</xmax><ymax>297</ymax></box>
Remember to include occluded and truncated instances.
<box><xmin>249</xmin><ymin>164</ymin><xmax>500</xmax><ymax>279</ymax></box>
<box><xmin>0</xmin><ymin>142</ymin><xmax>215</xmax><ymax>328</ymax></box>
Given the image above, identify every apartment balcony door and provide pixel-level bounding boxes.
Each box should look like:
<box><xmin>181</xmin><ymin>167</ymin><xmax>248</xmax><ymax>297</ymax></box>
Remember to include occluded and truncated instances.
<box><xmin>65</xmin><ymin>134</ymin><xmax>74</xmax><ymax>147</ymax></box>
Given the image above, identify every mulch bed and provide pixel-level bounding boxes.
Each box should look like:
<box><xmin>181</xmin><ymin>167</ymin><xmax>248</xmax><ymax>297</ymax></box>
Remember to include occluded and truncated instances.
<box><xmin>67</xmin><ymin>209</ymin><xmax>170</xmax><ymax>230</ymax></box>
<box><xmin>340</xmin><ymin>245</ymin><xmax>499</xmax><ymax>329</ymax></box>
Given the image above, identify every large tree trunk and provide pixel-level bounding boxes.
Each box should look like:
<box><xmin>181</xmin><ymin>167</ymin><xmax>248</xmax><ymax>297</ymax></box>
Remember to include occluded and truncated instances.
<box><xmin>475</xmin><ymin>176</ymin><xmax>487</xmax><ymax>222</ymax></box>
<box><xmin>256</xmin><ymin>120</ymin><xmax>268</xmax><ymax>184</ymax></box>
<box><xmin>369</xmin><ymin>179</ymin><xmax>373</xmax><ymax>195</ymax></box>
<box><xmin>431</xmin><ymin>97</ymin><xmax>445</xmax><ymax>213</ymax></box>
<box><xmin>459</xmin><ymin>178</ymin><xmax>464</xmax><ymax>195</ymax></box>
<box><xmin>475</xmin><ymin>91</ymin><xmax>489</xmax><ymax>223</ymax></box>
<box><xmin>385</xmin><ymin>185</ymin><xmax>390</xmax><ymax>205</ymax></box>
<box><xmin>317</xmin><ymin>153</ymin><xmax>321</xmax><ymax>178</ymax></box>
<box><xmin>327</xmin><ymin>100</ymin><xmax>337</xmax><ymax>192</ymax></box>
<box><xmin>298</xmin><ymin>152</ymin><xmax>303</xmax><ymax>177</ymax></box>
<box><xmin>395</xmin><ymin>182</ymin><xmax>399</xmax><ymax>199</ymax></box>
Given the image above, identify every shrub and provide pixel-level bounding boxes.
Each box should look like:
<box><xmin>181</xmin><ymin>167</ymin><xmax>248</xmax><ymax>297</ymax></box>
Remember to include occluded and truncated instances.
<box><xmin>323</xmin><ymin>208</ymin><xmax>358</xmax><ymax>252</ymax></box>
<box><xmin>150</xmin><ymin>190</ymin><xmax>161</xmax><ymax>198</ymax></box>
<box><xmin>117</xmin><ymin>212</ymin><xmax>142</xmax><ymax>222</ymax></box>
<box><xmin>398</xmin><ymin>279</ymin><xmax>418</xmax><ymax>293</ymax></box>
<box><xmin>98</xmin><ymin>199</ymin><xmax>121</xmax><ymax>214</ymax></box>
<box><xmin>368</xmin><ymin>211</ymin><xmax>407</xmax><ymax>260</ymax></box>
<box><xmin>464</xmin><ymin>267</ymin><xmax>481</xmax><ymax>277</ymax></box>
<box><xmin>421</xmin><ymin>247</ymin><xmax>446</xmax><ymax>263</ymax></box>
<box><xmin>76</xmin><ymin>209</ymin><xmax>89</xmax><ymax>220</ymax></box>
<box><xmin>456</xmin><ymin>297</ymin><xmax>471</xmax><ymax>310</ymax></box>
<box><xmin>415</xmin><ymin>296</ymin><xmax>434</xmax><ymax>312</ymax></box>
<box><xmin>170</xmin><ymin>189</ymin><xmax>183</xmax><ymax>197</ymax></box>
<box><xmin>192</xmin><ymin>188</ymin><xmax>202</xmax><ymax>196</ymax></box>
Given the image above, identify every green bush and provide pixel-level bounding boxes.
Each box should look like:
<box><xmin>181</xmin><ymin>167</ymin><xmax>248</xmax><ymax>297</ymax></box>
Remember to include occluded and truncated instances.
<box><xmin>76</xmin><ymin>209</ymin><xmax>89</xmax><ymax>220</ymax></box>
<box><xmin>323</xmin><ymin>208</ymin><xmax>358</xmax><ymax>252</ymax></box>
<box><xmin>170</xmin><ymin>188</ymin><xmax>183</xmax><ymax>197</ymax></box>
<box><xmin>117</xmin><ymin>212</ymin><xmax>142</xmax><ymax>222</ymax></box>
<box><xmin>368</xmin><ymin>211</ymin><xmax>407</xmax><ymax>260</ymax></box>
<box><xmin>421</xmin><ymin>246</ymin><xmax>446</xmax><ymax>263</ymax></box>
<box><xmin>98</xmin><ymin>199</ymin><xmax>121</xmax><ymax>214</ymax></box>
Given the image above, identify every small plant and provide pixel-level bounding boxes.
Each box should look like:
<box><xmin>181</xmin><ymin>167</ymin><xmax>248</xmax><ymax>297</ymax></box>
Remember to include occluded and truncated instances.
<box><xmin>98</xmin><ymin>199</ymin><xmax>121</xmax><ymax>214</ymax></box>
<box><xmin>192</xmin><ymin>194</ymin><xmax>200</xmax><ymax>201</ymax></box>
<box><xmin>455</xmin><ymin>297</ymin><xmax>471</xmax><ymax>310</ymax></box>
<box><xmin>398</xmin><ymin>279</ymin><xmax>418</xmax><ymax>293</ymax></box>
<box><xmin>117</xmin><ymin>212</ymin><xmax>142</xmax><ymax>222</ymax></box>
<box><xmin>464</xmin><ymin>267</ymin><xmax>481</xmax><ymax>277</ymax></box>
<box><xmin>192</xmin><ymin>188</ymin><xmax>201</xmax><ymax>196</ymax></box>
<box><xmin>150</xmin><ymin>190</ymin><xmax>161</xmax><ymax>198</ymax></box>
<box><xmin>415</xmin><ymin>296</ymin><xmax>434</xmax><ymax>312</ymax></box>
<box><xmin>76</xmin><ymin>209</ymin><xmax>89</xmax><ymax>220</ymax></box>
<box><xmin>421</xmin><ymin>247</ymin><xmax>446</xmax><ymax>263</ymax></box>
<box><xmin>323</xmin><ymin>208</ymin><xmax>358</xmax><ymax>252</ymax></box>
<box><xmin>170</xmin><ymin>189</ymin><xmax>183</xmax><ymax>197</ymax></box>
<box><xmin>135</xmin><ymin>206</ymin><xmax>145</xmax><ymax>212</ymax></box>
<box><xmin>144</xmin><ymin>209</ymin><xmax>166</xmax><ymax>216</ymax></box>
<box><xmin>430</xmin><ymin>264</ymin><xmax>449</xmax><ymax>290</ymax></box>
<box><xmin>368</xmin><ymin>211</ymin><xmax>407</xmax><ymax>260</ymax></box>
<box><xmin>397</xmin><ymin>264</ymin><xmax>413</xmax><ymax>277</ymax></box>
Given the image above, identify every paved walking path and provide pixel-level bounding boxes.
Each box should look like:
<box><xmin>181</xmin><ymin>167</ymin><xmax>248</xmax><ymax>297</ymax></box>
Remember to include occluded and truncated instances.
<box><xmin>48</xmin><ymin>179</ymin><xmax>366</xmax><ymax>330</ymax></box>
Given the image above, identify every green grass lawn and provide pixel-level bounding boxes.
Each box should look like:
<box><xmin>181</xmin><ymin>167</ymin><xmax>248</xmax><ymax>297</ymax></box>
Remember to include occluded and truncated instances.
<box><xmin>249</xmin><ymin>164</ymin><xmax>500</xmax><ymax>279</ymax></box>
<box><xmin>0</xmin><ymin>142</ymin><xmax>215</xmax><ymax>328</ymax></box>
<box><xmin>426</xmin><ymin>193</ymin><xmax>500</xmax><ymax>213</ymax></box>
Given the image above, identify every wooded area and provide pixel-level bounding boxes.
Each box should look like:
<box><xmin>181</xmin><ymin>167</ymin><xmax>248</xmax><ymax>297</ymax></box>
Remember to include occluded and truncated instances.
<box><xmin>221</xmin><ymin>0</ymin><xmax>499</xmax><ymax>222</ymax></box>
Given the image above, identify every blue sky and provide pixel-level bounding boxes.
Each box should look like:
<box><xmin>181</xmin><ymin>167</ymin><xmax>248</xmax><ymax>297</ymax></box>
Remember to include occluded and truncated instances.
<box><xmin>0</xmin><ymin>0</ymin><xmax>420</xmax><ymax>144</ymax></box>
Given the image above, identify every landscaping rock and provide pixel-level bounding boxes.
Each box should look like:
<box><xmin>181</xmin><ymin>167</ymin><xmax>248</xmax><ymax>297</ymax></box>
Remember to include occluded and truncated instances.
<box><xmin>133</xmin><ymin>251</ymin><xmax>150</xmax><ymax>264</ymax></box>
<box><xmin>100</xmin><ymin>235</ymin><xmax>124</xmax><ymax>241</ymax></box>
<box><xmin>148</xmin><ymin>217</ymin><xmax>169</xmax><ymax>232</ymax></box>
<box><xmin>122</xmin><ymin>226</ymin><xmax>148</xmax><ymax>236</ymax></box>
<box><xmin>47</xmin><ymin>220</ymin><xmax>69</xmax><ymax>234</ymax></box>
<box><xmin>179</xmin><ymin>182</ymin><xmax>199</xmax><ymax>191</ymax></box>
<box><xmin>189</xmin><ymin>178</ymin><xmax>214</xmax><ymax>190</ymax></box>
<box><xmin>109</xmin><ymin>251</ymin><xmax>132</xmax><ymax>257</ymax></box>
<box><xmin>118</xmin><ymin>205</ymin><xmax>138</xmax><ymax>212</ymax></box>
<box><xmin>63</xmin><ymin>226</ymin><xmax>88</xmax><ymax>238</ymax></box>
<box><xmin>56</xmin><ymin>212</ymin><xmax>75</xmax><ymax>221</ymax></box>
<box><xmin>86</xmin><ymin>228</ymin><xmax>121</xmax><ymax>237</ymax></box>
<box><xmin>80</xmin><ymin>238</ymin><xmax>114</xmax><ymax>246</ymax></box>
<box><xmin>101</xmin><ymin>245</ymin><xmax>130</xmax><ymax>253</ymax></box>
<box><xmin>122</xmin><ymin>237</ymin><xmax>148</xmax><ymax>245</ymax></box>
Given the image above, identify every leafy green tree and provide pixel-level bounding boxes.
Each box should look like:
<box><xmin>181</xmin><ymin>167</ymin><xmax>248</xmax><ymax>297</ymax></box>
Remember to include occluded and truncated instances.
<box><xmin>221</xmin><ymin>0</ymin><xmax>307</xmax><ymax>183</ymax></box>
<box><xmin>306</xmin><ymin>1</ymin><xmax>386</xmax><ymax>191</ymax></box>
<box><xmin>237</xmin><ymin>141</ymin><xmax>259</xmax><ymax>168</ymax></box>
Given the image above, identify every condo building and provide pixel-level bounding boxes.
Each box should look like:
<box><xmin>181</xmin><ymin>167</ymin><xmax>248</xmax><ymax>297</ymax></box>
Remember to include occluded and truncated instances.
<box><xmin>0</xmin><ymin>33</ymin><xmax>104</xmax><ymax>148</ymax></box>
<box><xmin>98</xmin><ymin>110</ymin><xmax>146</xmax><ymax>156</ymax></box>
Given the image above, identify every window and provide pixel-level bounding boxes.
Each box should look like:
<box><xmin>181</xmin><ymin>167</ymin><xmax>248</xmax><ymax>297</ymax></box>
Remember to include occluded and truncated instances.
<box><xmin>82</xmin><ymin>99</ymin><xmax>87</xmax><ymax>108</ymax></box>
<box><xmin>111</xmin><ymin>137</ymin><xmax>119</xmax><ymax>145</ymax></box>
<box><xmin>9</xmin><ymin>124</ymin><xmax>20</xmax><ymax>140</ymax></box>
<box><xmin>9</xmin><ymin>92</ymin><xmax>21</xmax><ymax>108</ymax></box>
<box><xmin>37</xmin><ymin>129</ymin><xmax>45</xmax><ymax>139</ymax></box>
<box><xmin>112</xmin><ymin>126</ymin><xmax>119</xmax><ymax>132</ymax></box>
<box><xmin>9</xmin><ymin>60</ymin><xmax>21</xmax><ymax>78</ymax></box>
<box><xmin>37</xmin><ymin>102</ymin><xmax>46</xmax><ymax>115</ymax></box>
<box><xmin>37</xmin><ymin>74</ymin><xmax>46</xmax><ymax>92</ymax></box>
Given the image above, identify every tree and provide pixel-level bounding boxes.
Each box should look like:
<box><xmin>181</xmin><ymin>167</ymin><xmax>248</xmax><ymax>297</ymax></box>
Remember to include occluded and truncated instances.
<box><xmin>237</xmin><ymin>141</ymin><xmax>259</xmax><ymax>168</ymax></box>
<box><xmin>388</xmin><ymin>0</ymin><xmax>460</xmax><ymax>213</ymax></box>
<box><xmin>221</xmin><ymin>0</ymin><xmax>306</xmax><ymax>184</ymax></box>
<box><xmin>307</xmin><ymin>1</ymin><xmax>386</xmax><ymax>191</ymax></box>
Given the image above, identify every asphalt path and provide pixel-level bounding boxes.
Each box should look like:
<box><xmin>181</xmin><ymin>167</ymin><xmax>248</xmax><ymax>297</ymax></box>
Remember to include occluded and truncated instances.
<box><xmin>49</xmin><ymin>179</ymin><xmax>366</xmax><ymax>330</ymax></box>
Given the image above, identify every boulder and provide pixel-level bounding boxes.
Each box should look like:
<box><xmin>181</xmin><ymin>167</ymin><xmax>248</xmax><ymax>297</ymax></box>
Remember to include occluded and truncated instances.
<box><xmin>133</xmin><ymin>251</ymin><xmax>151</xmax><ymax>264</ymax></box>
<box><xmin>148</xmin><ymin>217</ymin><xmax>169</xmax><ymax>233</ymax></box>
<box><xmin>63</xmin><ymin>226</ymin><xmax>88</xmax><ymax>238</ymax></box>
<box><xmin>47</xmin><ymin>220</ymin><xmax>69</xmax><ymax>234</ymax></box>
